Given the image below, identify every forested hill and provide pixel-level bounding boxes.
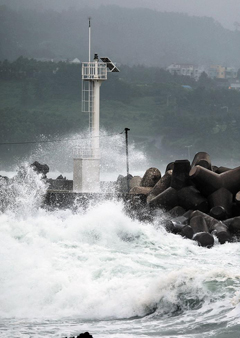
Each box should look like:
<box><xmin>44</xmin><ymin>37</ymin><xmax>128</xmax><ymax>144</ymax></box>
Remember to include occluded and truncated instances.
<box><xmin>1</xmin><ymin>4</ymin><xmax>240</xmax><ymax>68</ymax></box>
<box><xmin>1</xmin><ymin>58</ymin><xmax>240</xmax><ymax>169</ymax></box>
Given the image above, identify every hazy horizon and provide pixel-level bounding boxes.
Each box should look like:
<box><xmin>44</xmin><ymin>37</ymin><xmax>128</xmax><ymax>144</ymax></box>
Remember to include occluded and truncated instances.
<box><xmin>1</xmin><ymin>0</ymin><xmax>239</xmax><ymax>30</ymax></box>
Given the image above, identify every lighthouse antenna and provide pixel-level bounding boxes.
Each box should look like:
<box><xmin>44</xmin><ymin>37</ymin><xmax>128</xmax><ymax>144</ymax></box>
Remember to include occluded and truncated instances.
<box><xmin>88</xmin><ymin>17</ymin><xmax>91</xmax><ymax>62</ymax></box>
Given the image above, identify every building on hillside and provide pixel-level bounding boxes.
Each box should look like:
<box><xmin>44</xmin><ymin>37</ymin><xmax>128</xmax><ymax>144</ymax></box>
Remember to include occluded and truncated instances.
<box><xmin>166</xmin><ymin>63</ymin><xmax>205</xmax><ymax>80</ymax></box>
<box><xmin>225</xmin><ymin>67</ymin><xmax>238</xmax><ymax>79</ymax></box>
<box><xmin>208</xmin><ymin>65</ymin><xmax>225</xmax><ymax>79</ymax></box>
<box><xmin>228</xmin><ymin>79</ymin><xmax>240</xmax><ymax>90</ymax></box>
<box><xmin>167</xmin><ymin>63</ymin><xmax>238</xmax><ymax>81</ymax></box>
<box><xmin>70</xmin><ymin>58</ymin><xmax>81</xmax><ymax>64</ymax></box>
<box><xmin>208</xmin><ymin>65</ymin><xmax>237</xmax><ymax>79</ymax></box>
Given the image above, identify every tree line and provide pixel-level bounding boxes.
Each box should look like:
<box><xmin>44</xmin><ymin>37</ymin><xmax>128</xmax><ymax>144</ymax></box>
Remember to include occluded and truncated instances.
<box><xmin>1</xmin><ymin>4</ymin><xmax>240</xmax><ymax>68</ymax></box>
<box><xmin>1</xmin><ymin>57</ymin><xmax>240</xmax><ymax>168</ymax></box>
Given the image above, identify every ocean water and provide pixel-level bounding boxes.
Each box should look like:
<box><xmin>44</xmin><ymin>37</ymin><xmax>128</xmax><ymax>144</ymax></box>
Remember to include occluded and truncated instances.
<box><xmin>1</xmin><ymin>165</ymin><xmax>240</xmax><ymax>338</ymax></box>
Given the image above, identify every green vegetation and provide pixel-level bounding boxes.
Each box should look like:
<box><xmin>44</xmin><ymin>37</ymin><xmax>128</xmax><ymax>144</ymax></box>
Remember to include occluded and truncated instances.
<box><xmin>1</xmin><ymin>4</ymin><xmax>240</xmax><ymax>68</ymax></box>
<box><xmin>1</xmin><ymin>57</ymin><xmax>240</xmax><ymax>169</ymax></box>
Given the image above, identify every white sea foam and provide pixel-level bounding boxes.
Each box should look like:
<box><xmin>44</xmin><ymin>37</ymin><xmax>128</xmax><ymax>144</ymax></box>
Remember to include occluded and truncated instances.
<box><xmin>1</xmin><ymin>162</ymin><xmax>240</xmax><ymax>337</ymax></box>
<box><xmin>1</xmin><ymin>191</ymin><xmax>240</xmax><ymax>322</ymax></box>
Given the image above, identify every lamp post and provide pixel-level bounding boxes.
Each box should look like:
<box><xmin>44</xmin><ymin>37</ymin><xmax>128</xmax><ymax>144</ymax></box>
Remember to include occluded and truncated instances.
<box><xmin>125</xmin><ymin>128</ymin><xmax>130</xmax><ymax>192</ymax></box>
<box><xmin>185</xmin><ymin>145</ymin><xmax>192</xmax><ymax>161</ymax></box>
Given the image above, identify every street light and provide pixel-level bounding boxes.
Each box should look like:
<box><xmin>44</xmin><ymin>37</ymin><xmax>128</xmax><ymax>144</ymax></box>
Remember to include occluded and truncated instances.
<box><xmin>185</xmin><ymin>145</ymin><xmax>192</xmax><ymax>161</ymax></box>
<box><xmin>124</xmin><ymin>128</ymin><xmax>130</xmax><ymax>192</ymax></box>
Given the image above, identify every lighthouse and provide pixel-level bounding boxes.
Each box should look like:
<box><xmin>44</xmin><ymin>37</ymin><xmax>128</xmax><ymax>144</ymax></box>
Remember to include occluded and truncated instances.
<box><xmin>73</xmin><ymin>19</ymin><xmax>119</xmax><ymax>192</ymax></box>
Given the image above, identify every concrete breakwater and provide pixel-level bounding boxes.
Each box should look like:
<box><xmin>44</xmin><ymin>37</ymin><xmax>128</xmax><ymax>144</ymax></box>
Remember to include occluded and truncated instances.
<box><xmin>44</xmin><ymin>152</ymin><xmax>240</xmax><ymax>247</ymax></box>
<box><xmin>2</xmin><ymin>153</ymin><xmax>240</xmax><ymax>248</ymax></box>
<box><xmin>124</xmin><ymin>152</ymin><xmax>240</xmax><ymax>247</ymax></box>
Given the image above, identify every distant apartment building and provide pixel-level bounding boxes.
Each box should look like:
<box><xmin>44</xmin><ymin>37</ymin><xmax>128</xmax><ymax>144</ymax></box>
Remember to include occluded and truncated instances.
<box><xmin>207</xmin><ymin>65</ymin><xmax>237</xmax><ymax>79</ymax></box>
<box><xmin>167</xmin><ymin>63</ymin><xmax>238</xmax><ymax>81</ymax></box>
<box><xmin>167</xmin><ymin>63</ymin><xmax>207</xmax><ymax>80</ymax></box>
<box><xmin>208</xmin><ymin>65</ymin><xmax>225</xmax><ymax>79</ymax></box>
<box><xmin>225</xmin><ymin>67</ymin><xmax>238</xmax><ymax>79</ymax></box>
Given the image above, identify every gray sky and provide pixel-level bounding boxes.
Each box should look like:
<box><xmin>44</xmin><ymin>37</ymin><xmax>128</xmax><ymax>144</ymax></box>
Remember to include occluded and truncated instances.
<box><xmin>91</xmin><ymin>0</ymin><xmax>240</xmax><ymax>30</ymax></box>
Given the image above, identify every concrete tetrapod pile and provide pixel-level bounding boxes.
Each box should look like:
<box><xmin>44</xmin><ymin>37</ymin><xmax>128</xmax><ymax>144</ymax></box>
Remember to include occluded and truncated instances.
<box><xmin>128</xmin><ymin>152</ymin><xmax>240</xmax><ymax>248</ymax></box>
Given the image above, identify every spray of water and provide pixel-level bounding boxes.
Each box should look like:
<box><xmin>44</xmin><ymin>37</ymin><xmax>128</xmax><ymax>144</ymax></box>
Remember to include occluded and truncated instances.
<box><xmin>0</xmin><ymin>163</ymin><xmax>48</xmax><ymax>216</ymax></box>
<box><xmin>24</xmin><ymin>130</ymin><xmax>149</xmax><ymax>179</ymax></box>
<box><xmin>1</xmin><ymin>142</ymin><xmax>240</xmax><ymax>338</ymax></box>
<box><xmin>2</xmin><ymin>133</ymin><xmax>240</xmax><ymax>338</ymax></box>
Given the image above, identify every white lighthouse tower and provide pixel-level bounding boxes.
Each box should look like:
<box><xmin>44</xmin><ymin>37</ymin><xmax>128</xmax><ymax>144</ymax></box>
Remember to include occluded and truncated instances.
<box><xmin>73</xmin><ymin>19</ymin><xmax>119</xmax><ymax>192</ymax></box>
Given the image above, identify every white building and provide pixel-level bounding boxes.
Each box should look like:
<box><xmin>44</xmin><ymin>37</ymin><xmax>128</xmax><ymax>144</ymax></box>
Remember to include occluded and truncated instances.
<box><xmin>229</xmin><ymin>79</ymin><xmax>240</xmax><ymax>91</ymax></box>
<box><xmin>166</xmin><ymin>63</ymin><xmax>205</xmax><ymax>80</ymax></box>
<box><xmin>225</xmin><ymin>67</ymin><xmax>238</xmax><ymax>79</ymax></box>
<box><xmin>70</xmin><ymin>58</ymin><xmax>81</xmax><ymax>64</ymax></box>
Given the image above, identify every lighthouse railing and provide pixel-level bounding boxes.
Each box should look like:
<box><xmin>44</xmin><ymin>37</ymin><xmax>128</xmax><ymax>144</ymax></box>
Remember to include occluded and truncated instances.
<box><xmin>82</xmin><ymin>62</ymin><xmax>107</xmax><ymax>80</ymax></box>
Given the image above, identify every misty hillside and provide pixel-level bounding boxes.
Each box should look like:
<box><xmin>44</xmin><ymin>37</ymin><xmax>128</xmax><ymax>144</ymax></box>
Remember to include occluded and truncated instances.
<box><xmin>1</xmin><ymin>4</ymin><xmax>240</xmax><ymax>67</ymax></box>
<box><xmin>1</xmin><ymin>57</ymin><xmax>240</xmax><ymax>169</ymax></box>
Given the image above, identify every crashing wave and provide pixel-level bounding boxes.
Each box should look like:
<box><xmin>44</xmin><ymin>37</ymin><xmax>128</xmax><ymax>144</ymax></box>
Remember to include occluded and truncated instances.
<box><xmin>0</xmin><ymin>163</ymin><xmax>48</xmax><ymax>216</ymax></box>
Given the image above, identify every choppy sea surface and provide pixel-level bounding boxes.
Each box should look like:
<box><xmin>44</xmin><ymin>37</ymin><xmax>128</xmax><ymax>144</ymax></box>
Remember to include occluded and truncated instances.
<box><xmin>0</xmin><ymin>165</ymin><xmax>240</xmax><ymax>338</ymax></box>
